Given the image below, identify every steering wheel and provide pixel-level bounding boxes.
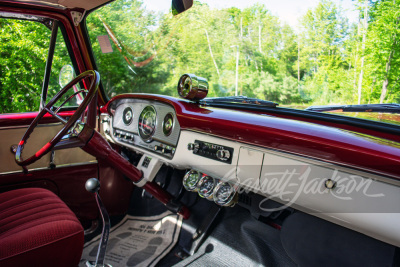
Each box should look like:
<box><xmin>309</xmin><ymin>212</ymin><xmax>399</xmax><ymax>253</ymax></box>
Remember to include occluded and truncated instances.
<box><xmin>15</xmin><ymin>70</ymin><xmax>100</xmax><ymax>167</ymax></box>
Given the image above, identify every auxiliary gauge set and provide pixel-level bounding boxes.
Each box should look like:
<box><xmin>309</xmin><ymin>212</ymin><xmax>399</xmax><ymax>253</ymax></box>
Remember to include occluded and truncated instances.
<box><xmin>183</xmin><ymin>169</ymin><xmax>238</xmax><ymax>207</ymax></box>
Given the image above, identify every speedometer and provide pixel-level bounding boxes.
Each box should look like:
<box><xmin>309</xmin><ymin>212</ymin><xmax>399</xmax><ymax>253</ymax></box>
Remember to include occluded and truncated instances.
<box><xmin>138</xmin><ymin>105</ymin><xmax>157</xmax><ymax>142</ymax></box>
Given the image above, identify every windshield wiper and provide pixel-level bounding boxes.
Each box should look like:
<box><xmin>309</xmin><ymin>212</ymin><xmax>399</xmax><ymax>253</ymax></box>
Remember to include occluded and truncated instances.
<box><xmin>200</xmin><ymin>96</ymin><xmax>278</xmax><ymax>107</ymax></box>
<box><xmin>306</xmin><ymin>103</ymin><xmax>400</xmax><ymax>113</ymax></box>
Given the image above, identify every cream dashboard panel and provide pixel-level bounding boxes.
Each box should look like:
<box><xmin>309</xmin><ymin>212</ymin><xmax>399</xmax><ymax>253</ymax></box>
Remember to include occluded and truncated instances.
<box><xmin>105</xmin><ymin>117</ymin><xmax>400</xmax><ymax>247</ymax></box>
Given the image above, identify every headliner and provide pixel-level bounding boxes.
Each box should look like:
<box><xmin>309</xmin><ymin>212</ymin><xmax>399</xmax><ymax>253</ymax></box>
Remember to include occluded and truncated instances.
<box><xmin>11</xmin><ymin>0</ymin><xmax>112</xmax><ymax>10</ymax></box>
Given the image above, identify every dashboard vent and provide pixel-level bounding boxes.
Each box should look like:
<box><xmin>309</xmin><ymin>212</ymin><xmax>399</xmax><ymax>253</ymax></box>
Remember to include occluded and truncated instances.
<box><xmin>238</xmin><ymin>194</ymin><xmax>252</xmax><ymax>206</ymax></box>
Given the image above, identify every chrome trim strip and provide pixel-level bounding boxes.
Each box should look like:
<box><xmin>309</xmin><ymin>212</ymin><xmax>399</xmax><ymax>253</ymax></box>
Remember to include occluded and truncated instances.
<box><xmin>0</xmin><ymin>161</ymin><xmax>98</xmax><ymax>176</ymax></box>
<box><xmin>0</xmin><ymin>122</ymin><xmax>63</xmax><ymax>130</ymax></box>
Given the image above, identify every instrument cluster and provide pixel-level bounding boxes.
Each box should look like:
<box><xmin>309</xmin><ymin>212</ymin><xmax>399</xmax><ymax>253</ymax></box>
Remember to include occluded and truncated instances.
<box><xmin>111</xmin><ymin>100</ymin><xmax>180</xmax><ymax>159</ymax></box>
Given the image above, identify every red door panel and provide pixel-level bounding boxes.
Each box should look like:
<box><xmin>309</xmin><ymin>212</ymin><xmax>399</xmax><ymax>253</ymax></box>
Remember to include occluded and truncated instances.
<box><xmin>0</xmin><ymin>163</ymin><xmax>99</xmax><ymax>220</ymax></box>
<box><xmin>0</xmin><ymin>111</ymin><xmax>99</xmax><ymax>220</ymax></box>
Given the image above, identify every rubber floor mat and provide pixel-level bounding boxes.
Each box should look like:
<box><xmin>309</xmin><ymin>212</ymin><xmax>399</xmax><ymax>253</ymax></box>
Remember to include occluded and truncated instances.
<box><xmin>173</xmin><ymin>207</ymin><xmax>296</xmax><ymax>267</ymax></box>
<box><xmin>81</xmin><ymin>212</ymin><xmax>182</xmax><ymax>267</ymax></box>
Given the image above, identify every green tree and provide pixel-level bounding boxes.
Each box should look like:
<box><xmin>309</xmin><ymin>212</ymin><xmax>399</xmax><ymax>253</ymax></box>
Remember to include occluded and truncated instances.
<box><xmin>299</xmin><ymin>0</ymin><xmax>352</xmax><ymax>104</ymax></box>
<box><xmin>0</xmin><ymin>18</ymin><xmax>76</xmax><ymax>113</ymax></box>
<box><xmin>0</xmin><ymin>19</ymin><xmax>49</xmax><ymax>112</ymax></box>
<box><xmin>364</xmin><ymin>0</ymin><xmax>400</xmax><ymax>103</ymax></box>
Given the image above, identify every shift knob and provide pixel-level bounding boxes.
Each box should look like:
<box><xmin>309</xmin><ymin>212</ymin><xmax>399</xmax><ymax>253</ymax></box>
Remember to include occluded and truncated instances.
<box><xmin>84</xmin><ymin>178</ymin><xmax>111</xmax><ymax>267</ymax></box>
<box><xmin>86</xmin><ymin>178</ymin><xmax>100</xmax><ymax>193</ymax></box>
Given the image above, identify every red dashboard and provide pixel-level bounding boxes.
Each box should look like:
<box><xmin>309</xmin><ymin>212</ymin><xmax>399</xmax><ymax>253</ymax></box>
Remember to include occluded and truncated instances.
<box><xmin>105</xmin><ymin>94</ymin><xmax>400</xmax><ymax>182</ymax></box>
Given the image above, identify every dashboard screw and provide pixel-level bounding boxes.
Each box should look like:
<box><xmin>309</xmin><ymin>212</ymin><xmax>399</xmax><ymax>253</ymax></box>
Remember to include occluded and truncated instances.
<box><xmin>324</xmin><ymin>179</ymin><xmax>336</xmax><ymax>190</ymax></box>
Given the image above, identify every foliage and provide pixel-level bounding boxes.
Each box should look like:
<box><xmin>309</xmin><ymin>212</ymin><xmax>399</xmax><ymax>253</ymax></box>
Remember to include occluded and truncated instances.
<box><xmin>2</xmin><ymin>0</ymin><xmax>400</xmax><ymax>115</ymax></box>
<box><xmin>0</xmin><ymin>19</ymin><xmax>74</xmax><ymax>113</ymax></box>
<box><xmin>363</xmin><ymin>0</ymin><xmax>400</xmax><ymax>103</ymax></box>
<box><xmin>85</xmin><ymin>0</ymin><xmax>306</xmax><ymax>103</ymax></box>
<box><xmin>0</xmin><ymin>19</ymin><xmax>48</xmax><ymax>113</ymax></box>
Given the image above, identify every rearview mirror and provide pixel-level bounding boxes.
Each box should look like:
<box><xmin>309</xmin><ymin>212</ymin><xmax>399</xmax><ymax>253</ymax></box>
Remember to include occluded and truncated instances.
<box><xmin>171</xmin><ymin>0</ymin><xmax>193</xmax><ymax>15</ymax></box>
<box><xmin>59</xmin><ymin>65</ymin><xmax>74</xmax><ymax>88</ymax></box>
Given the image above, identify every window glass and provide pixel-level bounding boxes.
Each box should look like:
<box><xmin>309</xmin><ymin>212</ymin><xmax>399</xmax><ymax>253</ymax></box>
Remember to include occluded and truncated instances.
<box><xmin>0</xmin><ymin>18</ymin><xmax>77</xmax><ymax>113</ymax></box>
<box><xmin>86</xmin><ymin>0</ymin><xmax>400</xmax><ymax>126</ymax></box>
<box><xmin>0</xmin><ymin>18</ymin><xmax>49</xmax><ymax>113</ymax></box>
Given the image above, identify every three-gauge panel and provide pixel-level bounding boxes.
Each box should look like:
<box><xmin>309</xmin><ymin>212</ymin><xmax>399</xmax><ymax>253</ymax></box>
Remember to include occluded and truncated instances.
<box><xmin>111</xmin><ymin>99</ymin><xmax>180</xmax><ymax>158</ymax></box>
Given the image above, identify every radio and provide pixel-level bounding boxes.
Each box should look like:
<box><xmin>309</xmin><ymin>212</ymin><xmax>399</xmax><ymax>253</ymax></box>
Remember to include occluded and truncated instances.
<box><xmin>187</xmin><ymin>140</ymin><xmax>233</xmax><ymax>164</ymax></box>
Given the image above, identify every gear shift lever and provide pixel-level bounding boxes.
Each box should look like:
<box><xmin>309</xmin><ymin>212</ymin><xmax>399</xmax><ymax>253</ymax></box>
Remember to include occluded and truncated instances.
<box><xmin>85</xmin><ymin>178</ymin><xmax>111</xmax><ymax>267</ymax></box>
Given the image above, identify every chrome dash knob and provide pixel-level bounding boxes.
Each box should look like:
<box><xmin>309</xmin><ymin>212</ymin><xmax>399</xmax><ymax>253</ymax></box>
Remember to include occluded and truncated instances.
<box><xmin>216</xmin><ymin>149</ymin><xmax>230</xmax><ymax>161</ymax></box>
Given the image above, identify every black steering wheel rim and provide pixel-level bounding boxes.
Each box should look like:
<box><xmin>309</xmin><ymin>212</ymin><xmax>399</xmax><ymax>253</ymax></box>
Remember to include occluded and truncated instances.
<box><xmin>15</xmin><ymin>70</ymin><xmax>100</xmax><ymax>166</ymax></box>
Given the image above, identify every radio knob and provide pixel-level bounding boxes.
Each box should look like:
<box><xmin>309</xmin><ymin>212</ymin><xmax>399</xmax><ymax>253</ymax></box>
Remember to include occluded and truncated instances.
<box><xmin>154</xmin><ymin>145</ymin><xmax>163</xmax><ymax>152</ymax></box>
<box><xmin>216</xmin><ymin>149</ymin><xmax>230</xmax><ymax>161</ymax></box>
<box><xmin>162</xmin><ymin>147</ymin><xmax>173</xmax><ymax>154</ymax></box>
<box><xmin>187</xmin><ymin>143</ymin><xmax>199</xmax><ymax>152</ymax></box>
<box><xmin>187</xmin><ymin>143</ymin><xmax>195</xmax><ymax>150</ymax></box>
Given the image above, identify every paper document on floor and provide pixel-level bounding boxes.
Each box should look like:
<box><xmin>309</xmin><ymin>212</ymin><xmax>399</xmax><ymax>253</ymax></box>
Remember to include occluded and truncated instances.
<box><xmin>81</xmin><ymin>211</ymin><xmax>182</xmax><ymax>267</ymax></box>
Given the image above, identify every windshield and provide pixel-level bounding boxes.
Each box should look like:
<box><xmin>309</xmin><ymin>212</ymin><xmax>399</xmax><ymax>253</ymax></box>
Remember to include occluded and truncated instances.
<box><xmin>86</xmin><ymin>0</ymin><xmax>400</xmax><ymax>125</ymax></box>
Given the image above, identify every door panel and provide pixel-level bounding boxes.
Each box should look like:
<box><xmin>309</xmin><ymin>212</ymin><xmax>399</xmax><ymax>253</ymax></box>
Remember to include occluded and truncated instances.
<box><xmin>0</xmin><ymin>163</ymin><xmax>99</xmax><ymax>220</ymax></box>
<box><xmin>0</xmin><ymin>113</ymin><xmax>99</xmax><ymax>220</ymax></box>
<box><xmin>0</xmin><ymin>123</ymin><xmax>96</xmax><ymax>173</ymax></box>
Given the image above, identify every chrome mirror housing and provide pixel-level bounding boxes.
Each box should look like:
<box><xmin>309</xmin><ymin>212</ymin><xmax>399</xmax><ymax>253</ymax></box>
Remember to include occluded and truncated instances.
<box><xmin>177</xmin><ymin>74</ymin><xmax>208</xmax><ymax>101</ymax></box>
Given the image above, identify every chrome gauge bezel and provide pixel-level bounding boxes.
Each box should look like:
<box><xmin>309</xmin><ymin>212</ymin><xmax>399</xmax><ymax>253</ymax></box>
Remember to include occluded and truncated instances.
<box><xmin>122</xmin><ymin>106</ymin><xmax>133</xmax><ymax>125</ymax></box>
<box><xmin>213</xmin><ymin>181</ymin><xmax>237</xmax><ymax>206</ymax></box>
<box><xmin>183</xmin><ymin>170</ymin><xmax>201</xmax><ymax>191</ymax></box>
<box><xmin>197</xmin><ymin>175</ymin><xmax>217</xmax><ymax>199</ymax></box>
<box><xmin>138</xmin><ymin>105</ymin><xmax>157</xmax><ymax>143</ymax></box>
<box><xmin>162</xmin><ymin>113</ymin><xmax>174</xmax><ymax>136</ymax></box>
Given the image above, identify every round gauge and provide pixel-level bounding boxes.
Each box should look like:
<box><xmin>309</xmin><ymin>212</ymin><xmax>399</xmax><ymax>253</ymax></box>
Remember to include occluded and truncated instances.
<box><xmin>183</xmin><ymin>170</ymin><xmax>201</xmax><ymax>191</ymax></box>
<box><xmin>213</xmin><ymin>182</ymin><xmax>237</xmax><ymax>206</ymax></box>
<box><xmin>178</xmin><ymin>75</ymin><xmax>192</xmax><ymax>98</ymax></box>
<box><xmin>177</xmin><ymin>74</ymin><xmax>209</xmax><ymax>101</ymax></box>
<box><xmin>197</xmin><ymin>175</ymin><xmax>217</xmax><ymax>199</ymax></box>
<box><xmin>123</xmin><ymin>107</ymin><xmax>133</xmax><ymax>125</ymax></box>
<box><xmin>138</xmin><ymin>105</ymin><xmax>157</xmax><ymax>142</ymax></box>
<box><xmin>163</xmin><ymin>113</ymin><xmax>174</xmax><ymax>136</ymax></box>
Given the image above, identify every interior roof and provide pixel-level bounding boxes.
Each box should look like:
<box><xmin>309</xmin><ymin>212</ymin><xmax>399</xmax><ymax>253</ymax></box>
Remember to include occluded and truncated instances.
<box><xmin>12</xmin><ymin>0</ymin><xmax>111</xmax><ymax>10</ymax></box>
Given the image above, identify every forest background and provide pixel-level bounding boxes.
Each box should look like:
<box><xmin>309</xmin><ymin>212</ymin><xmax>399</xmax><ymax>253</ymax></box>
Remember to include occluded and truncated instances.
<box><xmin>1</xmin><ymin>0</ymin><xmax>400</xmax><ymax>113</ymax></box>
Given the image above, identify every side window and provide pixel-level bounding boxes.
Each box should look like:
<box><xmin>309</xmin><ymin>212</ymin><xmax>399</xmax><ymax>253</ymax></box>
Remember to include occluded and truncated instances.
<box><xmin>0</xmin><ymin>17</ymin><xmax>77</xmax><ymax>114</ymax></box>
<box><xmin>47</xmin><ymin>26</ymin><xmax>80</xmax><ymax>107</ymax></box>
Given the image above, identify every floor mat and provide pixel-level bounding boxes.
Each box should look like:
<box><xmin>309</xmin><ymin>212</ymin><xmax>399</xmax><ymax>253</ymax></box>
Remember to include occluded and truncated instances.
<box><xmin>81</xmin><ymin>212</ymin><xmax>182</xmax><ymax>267</ymax></box>
<box><xmin>173</xmin><ymin>207</ymin><xmax>296</xmax><ymax>267</ymax></box>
